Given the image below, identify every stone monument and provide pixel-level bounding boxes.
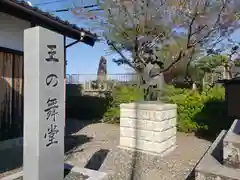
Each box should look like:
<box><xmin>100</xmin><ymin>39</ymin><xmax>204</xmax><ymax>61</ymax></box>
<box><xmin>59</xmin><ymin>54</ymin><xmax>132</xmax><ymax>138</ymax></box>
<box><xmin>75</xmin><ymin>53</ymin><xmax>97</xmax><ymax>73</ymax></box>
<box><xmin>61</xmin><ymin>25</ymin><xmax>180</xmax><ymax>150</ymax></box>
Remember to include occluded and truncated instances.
<box><xmin>142</xmin><ymin>61</ymin><xmax>165</xmax><ymax>101</ymax></box>
<box><xmin>97</xmin><ymin>56</ymin><xmax>107</xmax><ymax>89</ymax></box>
<box><xmin>1</xmin><ymin>26</ymin><xmax>108</xmax><ymax>180</ymax></box>
<box><xmin>119</xmin><ymin>59</ymin><xmax>177</xmax><ymax>156</ymax></box>
<box><xmin>24</xmin><ymin>26</ymin><xmax>65</xmax><ymax>180</ymax></box>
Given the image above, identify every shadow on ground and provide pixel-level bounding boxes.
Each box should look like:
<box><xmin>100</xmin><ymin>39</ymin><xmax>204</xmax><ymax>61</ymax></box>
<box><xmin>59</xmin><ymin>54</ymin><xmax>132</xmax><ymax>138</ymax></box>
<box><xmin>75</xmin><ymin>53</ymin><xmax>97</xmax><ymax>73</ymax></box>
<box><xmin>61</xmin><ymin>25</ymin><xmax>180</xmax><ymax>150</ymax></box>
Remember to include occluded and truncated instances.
<box><xmin>0</xmin><ymin>119</ymin><xmax>93</xmax><ymax>175</ymax></box>
<box><xmin>84</xmin><ymin>149</ymin><xmax>110</xmax><ymax>170</ymax></box>
<box><xmin>64</xmin><ymin>118</ymin><xmax>94</xmax><ymax>156</ymax></box>
<box><xmin>65</xmin><ymin>134</ymin><xmax>93</xmax><ymax>155</ymax></box>
<box><xmin>185</xmin><ymin>169</ymin><xmax>195</xmax><ymax>180</ymax></box>
<box><xmin>65</xmin><ymin>118</ymin><xmax>98</xmax><ymax>136</ymax></box>
<box><xmin>0</xmin><ymin>134</ymin><xmax>93</xmax><ymax>174</ymax></box>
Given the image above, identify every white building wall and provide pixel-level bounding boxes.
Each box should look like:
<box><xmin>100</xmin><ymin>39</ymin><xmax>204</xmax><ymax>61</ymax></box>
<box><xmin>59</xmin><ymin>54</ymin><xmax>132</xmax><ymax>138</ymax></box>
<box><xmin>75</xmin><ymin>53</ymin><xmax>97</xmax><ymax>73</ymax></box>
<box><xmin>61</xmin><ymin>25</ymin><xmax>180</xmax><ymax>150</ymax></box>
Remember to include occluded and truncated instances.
<box><xmin>0</xmin><ymin>12</ymin><xmax>31</xmax><ymax>52</ymax></box>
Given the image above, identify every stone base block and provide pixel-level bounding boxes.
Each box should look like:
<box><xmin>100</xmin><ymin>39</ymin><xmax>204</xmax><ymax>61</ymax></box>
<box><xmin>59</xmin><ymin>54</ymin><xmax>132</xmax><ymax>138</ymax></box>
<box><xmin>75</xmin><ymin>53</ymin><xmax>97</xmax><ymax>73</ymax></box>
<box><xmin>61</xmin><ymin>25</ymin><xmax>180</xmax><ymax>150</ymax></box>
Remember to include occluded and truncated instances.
<box><xmin>195</xmin><ymin>130</ymin><xmax>240</xmax><ymax>180</ymax></box>
<box><xmin>0</xmin><ymin>163</ymin><xmax>108</xmax><ymax>180</ymax></box>
<box><xmin>119</xmin><ymin>135</ymin><xmax>176</xmax><ymax>155</ymax></box>
<box><xmin>223</xmin><ymin>119</ymin><xmax>240</xmax><ymax>169</ymax></box>
<box><xmin>119</xmin><ymin>102</ymin><xmax>177</xmax><ymax>156</ymax></box>
<box><xmin>118</xmin><ymin>142</ymin><xmax>176</xmax><ymax>158</ymax></box>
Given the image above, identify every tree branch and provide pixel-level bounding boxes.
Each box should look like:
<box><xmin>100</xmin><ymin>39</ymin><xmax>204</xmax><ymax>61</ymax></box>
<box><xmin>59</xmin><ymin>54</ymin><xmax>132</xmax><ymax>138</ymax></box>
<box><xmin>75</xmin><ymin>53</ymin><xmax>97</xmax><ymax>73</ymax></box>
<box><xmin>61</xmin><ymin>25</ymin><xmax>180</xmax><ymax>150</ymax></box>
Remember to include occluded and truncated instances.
<box><xmin>194</xmin><ymin>0</ymin><xmax>227</xmax><ymax>45</ymax></box>
<box><xmin>108</xmin><ymin>41</ymin><xmax>138</xmax><ymax>71</ymax></box>
<box><xmin>191</xmin><ymin>25</ymin><xmax>208</xmax><ymax>36</ymax></box>
<box><xmin>160</xmin><ymin>50</ymin><xmax>185</xmax><ymax>73</ymax></box>
<box><xmin>106</xmin><ymin>7</ymin><xmax>132</xmax><ymax>41</ymax></box>
<box><xmin>187</xmin><ymin>11</ymin><xmax>198</xmax><ymax>48</ymax></box>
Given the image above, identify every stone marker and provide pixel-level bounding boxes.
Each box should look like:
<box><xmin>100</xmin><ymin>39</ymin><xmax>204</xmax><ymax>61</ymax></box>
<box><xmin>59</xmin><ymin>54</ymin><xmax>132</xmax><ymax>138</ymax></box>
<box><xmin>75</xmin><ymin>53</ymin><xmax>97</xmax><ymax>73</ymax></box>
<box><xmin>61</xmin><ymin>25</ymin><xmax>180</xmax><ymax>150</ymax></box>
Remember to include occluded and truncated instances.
<box><xmin>24</xmin><ymin>26</ymin><xmax>64</xmax><ymax>180</ymax></box>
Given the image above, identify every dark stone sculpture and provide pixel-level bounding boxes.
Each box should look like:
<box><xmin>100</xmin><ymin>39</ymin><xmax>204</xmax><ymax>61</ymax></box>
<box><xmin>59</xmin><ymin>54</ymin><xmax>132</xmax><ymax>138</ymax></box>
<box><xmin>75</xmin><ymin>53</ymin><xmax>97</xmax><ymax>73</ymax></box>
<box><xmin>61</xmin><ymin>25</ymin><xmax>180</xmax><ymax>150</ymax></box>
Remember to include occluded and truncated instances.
<box><xmin>142</xmin><ymin>61</ymin><xmax>165</xmax><ymax>101</ymax></box>
<box><xmin>97</xmin><ymin>56</ymin><xmax>107</xmax><ymax>89</ymax></box>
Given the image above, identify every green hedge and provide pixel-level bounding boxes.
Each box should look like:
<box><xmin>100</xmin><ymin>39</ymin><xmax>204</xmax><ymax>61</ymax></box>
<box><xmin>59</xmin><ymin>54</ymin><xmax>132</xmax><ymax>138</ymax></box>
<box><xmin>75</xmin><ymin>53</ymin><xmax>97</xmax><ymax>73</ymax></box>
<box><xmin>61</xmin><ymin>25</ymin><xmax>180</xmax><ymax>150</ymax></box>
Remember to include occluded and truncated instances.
<box><xmin>103</xmin><ymin>85</ymin><xmax>144</xmax><ymax>123</ymax></box>
<box><xmin>66</xmin><ymin>83</ymin><xmax>230</xmax><ymax>138</ymax></box>
<box><xmin>103</xmin><ymin>84</ymin><xmax>230</xmax><ymax>138</ymax></box>
<box><xmin>66</xmin><ymin>84</ymin><xmax>111</xmax><ymax>120</ymax></box>
<box><xmin>162</xmin><ymin>85</ymin><xmax>228</xmax><ymax>137</ymax></box>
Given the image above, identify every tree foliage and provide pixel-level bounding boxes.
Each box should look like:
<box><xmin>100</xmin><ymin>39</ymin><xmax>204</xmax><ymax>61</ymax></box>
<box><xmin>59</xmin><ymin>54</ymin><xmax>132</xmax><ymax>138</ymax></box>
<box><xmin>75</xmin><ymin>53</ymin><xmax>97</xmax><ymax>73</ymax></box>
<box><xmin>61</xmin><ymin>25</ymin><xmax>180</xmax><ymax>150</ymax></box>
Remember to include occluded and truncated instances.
<box><xmin>87</xmin><ymin>0</ymin><xmax>240</xmax><ymax>76</ymax></box>
<box><xmin>206</xmin><ymin>43</ymin><xmax>240</xmax><ymax>78</ymax></box>
<box><xmin>196</xmin><ymin>55</ymin><xmax>227</xmax><ymax>73</ymax></box>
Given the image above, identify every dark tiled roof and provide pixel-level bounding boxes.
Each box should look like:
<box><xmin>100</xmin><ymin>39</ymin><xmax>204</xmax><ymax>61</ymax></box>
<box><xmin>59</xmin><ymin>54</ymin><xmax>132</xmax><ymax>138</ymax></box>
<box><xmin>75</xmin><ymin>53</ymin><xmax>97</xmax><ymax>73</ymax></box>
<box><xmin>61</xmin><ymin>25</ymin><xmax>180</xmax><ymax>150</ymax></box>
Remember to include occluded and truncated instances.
<box><xmin>0</xmin><ymin>0</ymin><xmax>98</xmax><ymax>45</ymax></box>
<box><xmin>217</xmin><ymin>77</ymin><xmax>240</xmax><ymax>85</ymax></box>
<box><xmin>19</xmin><ymin>0</ymin><xmax>96</xmax><ymax>35</ymax></box>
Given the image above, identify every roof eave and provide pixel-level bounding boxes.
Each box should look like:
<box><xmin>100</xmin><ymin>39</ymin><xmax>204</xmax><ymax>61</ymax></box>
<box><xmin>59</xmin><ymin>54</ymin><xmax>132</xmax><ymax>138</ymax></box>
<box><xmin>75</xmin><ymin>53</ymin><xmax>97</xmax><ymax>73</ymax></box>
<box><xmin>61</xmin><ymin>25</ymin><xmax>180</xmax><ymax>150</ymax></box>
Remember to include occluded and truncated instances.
<box><xmin>0</xmin><ymin>0</ymin><xmax>98</xmax><ymax>46</ymax></box>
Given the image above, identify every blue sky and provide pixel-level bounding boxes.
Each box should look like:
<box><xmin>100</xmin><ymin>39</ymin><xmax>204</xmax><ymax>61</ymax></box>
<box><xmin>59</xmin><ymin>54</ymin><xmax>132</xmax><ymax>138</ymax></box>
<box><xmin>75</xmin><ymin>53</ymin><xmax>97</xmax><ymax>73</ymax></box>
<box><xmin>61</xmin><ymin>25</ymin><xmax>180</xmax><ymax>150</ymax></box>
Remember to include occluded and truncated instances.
<box><xmin>29</xmin><ymin>0</ymin><xmax>130</xmax><ymax>75</ymax></box>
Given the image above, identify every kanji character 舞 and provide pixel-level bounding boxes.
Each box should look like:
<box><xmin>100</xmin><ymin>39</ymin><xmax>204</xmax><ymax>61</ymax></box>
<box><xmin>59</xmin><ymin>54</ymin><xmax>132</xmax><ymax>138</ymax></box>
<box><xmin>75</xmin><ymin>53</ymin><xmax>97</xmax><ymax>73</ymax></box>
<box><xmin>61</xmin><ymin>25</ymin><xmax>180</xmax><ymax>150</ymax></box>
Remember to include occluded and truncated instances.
<box><xmin>44</xmin><ymin>97</ymin><xmax>59</xmax><ymax>121</ymax></box>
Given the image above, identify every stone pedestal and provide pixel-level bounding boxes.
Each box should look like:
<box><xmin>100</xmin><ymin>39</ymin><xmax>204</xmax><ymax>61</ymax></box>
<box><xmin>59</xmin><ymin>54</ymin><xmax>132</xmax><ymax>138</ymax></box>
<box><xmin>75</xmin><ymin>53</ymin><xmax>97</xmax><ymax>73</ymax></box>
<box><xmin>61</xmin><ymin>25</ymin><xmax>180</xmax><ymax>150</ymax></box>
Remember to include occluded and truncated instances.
<box><xmin>195</xmin><ymin>120</ymin><xmax>240</xmax><ymax>180</ymax></box>
<box><xmin>223</xmin><ymin>119</ymin><xmax>240</xmax><ymax>168</ymax></box>
<box><xmin>119</xmin><ymin>102</ymin><xmax>177</xmax><ymax>156</ymax></box>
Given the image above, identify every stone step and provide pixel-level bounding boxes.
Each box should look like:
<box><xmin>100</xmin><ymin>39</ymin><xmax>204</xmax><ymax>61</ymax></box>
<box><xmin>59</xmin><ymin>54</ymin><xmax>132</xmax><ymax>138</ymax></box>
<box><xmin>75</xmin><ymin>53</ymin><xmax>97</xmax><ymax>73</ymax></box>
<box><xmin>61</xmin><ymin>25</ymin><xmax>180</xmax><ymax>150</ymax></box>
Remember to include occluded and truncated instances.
<box><xmin>0</xmin><ymin>164</ymin><xmax>108</xmax><ymax>180</ymax></box>
<box><xmin>223</xmin><ymin>119</ymin><xmax>240</xmax><ymax>168</ymax></box>
<box><xmin>195</xmin><ymin>130</ymin><xmax>240</xmax><ymax>180</ymax></box>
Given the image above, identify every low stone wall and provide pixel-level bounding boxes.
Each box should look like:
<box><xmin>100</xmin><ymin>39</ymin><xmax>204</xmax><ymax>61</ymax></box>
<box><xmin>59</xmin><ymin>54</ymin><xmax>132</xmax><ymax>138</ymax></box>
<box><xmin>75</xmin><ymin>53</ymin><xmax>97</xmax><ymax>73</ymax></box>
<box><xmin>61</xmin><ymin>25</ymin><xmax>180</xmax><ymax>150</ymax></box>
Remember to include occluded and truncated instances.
<box><xmin>195</xmin><ymin>119</ymin><xmax>240</xmax><ymax>180</ymax></box>
<box><xmin>195</xmin><ymin>130</ymin><xmax>240</xmax><ymax>180</ymax></box>
<box><xmin>82</xmin><ymin>90</ymin><xmax>111</xmax><ymax>97</ymax></box>
<box><xmin>0</xmin><ymin>137</ymin><xmax>23</xmax><ymax>151</ymax></box>
<box><xmin>119</xmin><ymin>102</ymin><xmax>177</xmax><ymax>156</ymax></box>
<box><xmin>223</xmin><ymin>119</ymin><xmax>240</xmax><ymax>168</ymax></box>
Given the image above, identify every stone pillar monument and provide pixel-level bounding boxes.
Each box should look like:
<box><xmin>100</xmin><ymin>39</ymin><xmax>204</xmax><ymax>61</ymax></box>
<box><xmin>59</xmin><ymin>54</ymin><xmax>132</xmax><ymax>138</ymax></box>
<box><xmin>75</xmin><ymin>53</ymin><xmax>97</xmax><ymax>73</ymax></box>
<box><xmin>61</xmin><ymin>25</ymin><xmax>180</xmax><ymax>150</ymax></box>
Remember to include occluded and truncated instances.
<box><xmin>97</xmin><ymin>56</ymin><xmax>107</xmax><ymax>89</ymax></box>
<box><xmin>24</xmin><ymin>26</ymin><xmax>64</xmax><ymax>180</ymax></box>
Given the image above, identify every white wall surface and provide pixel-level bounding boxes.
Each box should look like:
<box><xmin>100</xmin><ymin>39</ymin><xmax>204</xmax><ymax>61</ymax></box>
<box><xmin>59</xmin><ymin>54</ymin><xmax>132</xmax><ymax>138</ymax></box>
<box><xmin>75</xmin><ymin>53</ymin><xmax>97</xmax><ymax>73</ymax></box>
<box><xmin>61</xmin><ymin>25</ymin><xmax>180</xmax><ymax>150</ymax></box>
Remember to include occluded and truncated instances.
<box><xmin>0</xmin><ymin>12</ymin><xmax>31</xmax><ymax>51</ymax></box>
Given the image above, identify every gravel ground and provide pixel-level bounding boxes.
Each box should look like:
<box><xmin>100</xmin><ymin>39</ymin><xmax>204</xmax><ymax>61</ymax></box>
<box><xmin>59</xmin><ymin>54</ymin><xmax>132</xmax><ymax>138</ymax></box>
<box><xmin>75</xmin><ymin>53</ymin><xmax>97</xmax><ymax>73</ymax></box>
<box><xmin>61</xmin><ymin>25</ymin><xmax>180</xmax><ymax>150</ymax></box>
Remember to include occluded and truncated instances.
<box><xmin>65</xmin><ymin>119</ymin><xmax>211</xmax><ymax>180</ymax></box>
<box><xmin>0</xmin><ymin>119</ymin><xmax>211</xmax><ymax>180</ymax></box>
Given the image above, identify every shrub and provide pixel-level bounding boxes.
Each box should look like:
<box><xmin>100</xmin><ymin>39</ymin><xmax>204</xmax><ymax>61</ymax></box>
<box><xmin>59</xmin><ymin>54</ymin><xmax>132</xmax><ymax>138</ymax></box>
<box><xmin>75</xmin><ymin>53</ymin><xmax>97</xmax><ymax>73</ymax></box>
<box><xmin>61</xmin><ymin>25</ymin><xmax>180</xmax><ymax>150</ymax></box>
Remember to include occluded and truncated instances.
<box><xmin>162</xmin><ymin>86</ymin><xmax>202</xmax><ymax>132</ymax></box>
<box><xmin>69</xmin><ymin>81</ymin><xmax>228</xmax><ymax>139</ymax></box>
<box><xmin>66</xmin><ymin>84</ymin><xmax>110</xmax><ymax>120</ymax></box>
<box><xmin>163</xmin><ymin>85</ymin><xmax>227</xmax><ymax>137</ymax></box>
<box><xmin>103</xmin><ymin>84</ymin><xmax>144</xmax><ymax>123</ymax></box>
<box><xmin>194</xmin><ymin>87</ymin><xmax>229</xmax><ymax>139</ymax></box>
